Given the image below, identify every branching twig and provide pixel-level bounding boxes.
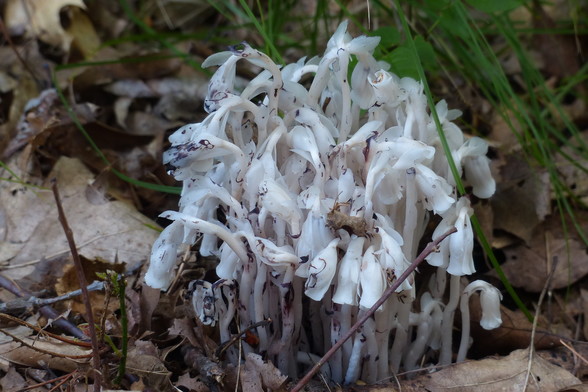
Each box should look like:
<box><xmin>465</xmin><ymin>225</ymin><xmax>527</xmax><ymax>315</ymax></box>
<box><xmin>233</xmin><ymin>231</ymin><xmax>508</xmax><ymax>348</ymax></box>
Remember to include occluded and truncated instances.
<box><xmin>0</xmin><ymin>281</ymin><xmax>104</xmax><ymax>315</ymax></box>
<box><xmin>52</xmin><ymin>181</ymin><xmax>102</xmax><ymax>391</ymax></box>
<box><xmin>291</xmin><ymin>227</ymin><xmax>457</xmax><ymax>392</ymax></box>
<box><xmin>0</xmin><ymin>274</ymin><xmax>90</xmax><ymax>341</ymax></box>
<box><xmin>0</xmin><ymin>313</ymin><xmax>93</xmax><ymax>347</ymax></box>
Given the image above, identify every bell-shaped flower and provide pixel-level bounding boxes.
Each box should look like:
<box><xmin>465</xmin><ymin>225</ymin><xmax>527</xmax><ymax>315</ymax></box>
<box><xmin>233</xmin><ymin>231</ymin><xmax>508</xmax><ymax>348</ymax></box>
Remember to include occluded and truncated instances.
<box><xmin>295</xmin><ymin>211</ymin><xmax>335</xmax><ymax>278</ymax></box>
<box><xmin>414</xmin><ymin>163</ymin><xmax>455</xmax><ymax>214</ymax></box>
<box><xmin>458</xmin><ymin>280</ymin><xmax>503</xmax><ymax>362</ymax></box>
<box><xmin>375</xmin><ymin>224</ymin><xmax>411</xmax><ymax>291</ymax></box>
<box><xmin>258</xmin><ymin>178</ymin><xmax>303</xmax><ymax>235</ymax></box>
<box><xmin>145</xmin><ymin>220</ymin><xmax>184</xmax><ymax>290</ymax></box>
<box><xmin>358</xmin><ymin>246</ymin><xmax>387</xmax><ymax>310</ymax></box>
<box><xmin>446</xmin><ymin>197</ymin><xmax>475</xmax><ymax>276</ymax></box>
<box><xmin>462</xmin><ymin>280</ymin><xmax>503</xmax><ymax>330</ymax></box>
<box><xmin>254</xmin><ymin>238</ymin><xmax>299</xmax><ymax>268</ymax></box>
<box><xmin>332</xmin><ymin>236</ymin><xmax>365</xmax><ymax>305</ymax></box>
<box><xmin>202</xmin><ymin>53</ymin><xmax>239</xmax><ymax>113</ymax></box>
<box><xmin>456</xmin><ymin>137</ymin><xmax>495</xmax><ymax>199</ymax></box>
<box><xmin>304</xmin><ymin>238</ymin><xmax>340</xmax><ymax>301</ymax></box>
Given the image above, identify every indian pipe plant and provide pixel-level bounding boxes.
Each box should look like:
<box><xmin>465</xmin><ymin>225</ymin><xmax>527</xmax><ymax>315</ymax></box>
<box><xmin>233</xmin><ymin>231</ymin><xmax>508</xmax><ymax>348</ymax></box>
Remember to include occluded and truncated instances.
<box><xmin>145</xmin><ymin>21</ymin><xmax>501</xmax><ymax>384</ymax></box>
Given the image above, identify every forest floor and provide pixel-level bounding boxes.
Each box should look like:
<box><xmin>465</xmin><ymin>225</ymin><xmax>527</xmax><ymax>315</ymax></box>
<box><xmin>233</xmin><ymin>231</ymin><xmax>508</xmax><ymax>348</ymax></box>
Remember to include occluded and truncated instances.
<box><xmin>0</xmin><ymin>1</ymin><xmax>587</xmax><ymax>391</ymax></box>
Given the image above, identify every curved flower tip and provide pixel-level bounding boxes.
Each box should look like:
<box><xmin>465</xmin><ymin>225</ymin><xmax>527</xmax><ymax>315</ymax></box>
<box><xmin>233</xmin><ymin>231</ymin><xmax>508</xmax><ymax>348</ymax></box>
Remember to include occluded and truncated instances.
<box><xmin>358</xmin><ymin>246</ymin><xmax>386</xmax><ymax>310</ymax></box>
<box><xmin>304</xmin><ymin>238</ymin><xmax>340</xmax><ymax>301</ymax></box>
<box><xmin>145</xmin><ymin>221</ymin><xmax>184</xmax><ymax>290</ymax></box>
<box><xmin>463</xmin><ymin>280</ymin><xmax>503</xmax><ymax>330</ymax></box>
<box><xmin>332</xmin><ymin>236</ymin><xmax>365</xmax><ymax>305</ymax></box>
<box><xmin>458</xmin><ymin>137</ymin><xmax>496</xmax><ymax>199</ymax></box>
<box><xmin>446</xmin><ymin>197</ymin><xmax>475</xmax><ymax>276</ymax></box>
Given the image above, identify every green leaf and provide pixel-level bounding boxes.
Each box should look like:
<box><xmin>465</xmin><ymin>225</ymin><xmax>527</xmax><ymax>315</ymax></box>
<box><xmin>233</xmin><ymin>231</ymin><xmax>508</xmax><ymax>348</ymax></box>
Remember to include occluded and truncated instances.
<box><xmin>371</xmin><ymin>26</ymin><xmax>401</xmax><ymax>48</ymax></box>
<box><xmin>465</xmin><ymin>0</ymin><xmax>523</xmax><ymax>13</ymax></box>
<box><xmin>384</xmin><ymin>46</ymin><xmax>419</xmax><ymax>79</ymax></box>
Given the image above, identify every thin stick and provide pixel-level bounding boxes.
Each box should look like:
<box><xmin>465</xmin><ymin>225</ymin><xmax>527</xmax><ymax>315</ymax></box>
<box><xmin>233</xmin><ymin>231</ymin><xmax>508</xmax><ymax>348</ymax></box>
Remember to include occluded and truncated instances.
<box><xmin>0</xmin><ymin>281</ymin><xmax>104</xmax><ymax>315</ymax></box>
<box><xmin>291</xmin><ymin>227</ymin><xmax>457</xmax><ymax>392</ymax></box>
<box><xmin>52</xmin><ymin>181</ymin><xmax>102</xmax><ymax>391</ymax></box>
<box><xmin>0</xmin><ymin>274</ymin><xmax>90</xmax><ymax>341</ymax></box>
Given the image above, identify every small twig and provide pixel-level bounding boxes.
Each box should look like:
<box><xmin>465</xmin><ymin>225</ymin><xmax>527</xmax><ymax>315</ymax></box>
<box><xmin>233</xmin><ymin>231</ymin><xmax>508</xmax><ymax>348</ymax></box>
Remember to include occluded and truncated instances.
<box><xmin>291</xmin><ymin>227</ymin><xmax>457</xmax><ymax>392</ymax></box>
<box><xmin>523</xmin><ymin>252</ymin><xmax>560</xmax><ymax>391</ymax></box>
<box><xmin>0</xmin><ymin>281</ymin><xmax>104</xmax><ymax>315</ymax></box>
<box><xmin>0</xmin><ymin>327</ymin><xmax>93</xmax><ymax>359</ymax></box>
<box><xmin>215</xmin><ymin>318</ymin><xmax>272</xmax><ymax>359</ymax></box>
<box><xmin>0</xmin><ymin>274</ymin><xmax>90</xmax><ymax>341</ymax></box>
<box><xmin>0</xmin><ymin>313</ymin><xmax>92</xmax><ymax>348</ymax></box>
<box><xmin>19</xmin><ymin>372</ymin><xmax>75</xmax><ymax>391</ymax></box>
<box><xmin>52</xmin><ymin>181</ymin><xmax>102</xmax><ymax>391</ymax></box>
<box><xmin>560</xmin><ymin>339</ymin><xmax>588</xmax><ymax>365</ymax></box>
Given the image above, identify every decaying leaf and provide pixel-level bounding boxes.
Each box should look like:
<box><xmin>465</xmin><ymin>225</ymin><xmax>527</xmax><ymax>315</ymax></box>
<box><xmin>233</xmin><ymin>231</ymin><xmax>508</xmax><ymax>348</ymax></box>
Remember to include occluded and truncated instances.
<box><xmin>499</xmin><ymin>212</ymin><xmax>588</xmax><ymax>292</ymax></box>
<box><xmin>0</xmin><ymin>157</ymin><xmax>159</xmax><ymax>291</ymax></box>
<box><xmin>4</xmin><ymin>0</ymin><xmax>87</xmax><ymax>51</ymax></box>
<box><xmin>0</xmin><ymin>327</ymin><xmax>91</xmax><ymax>373</ymax></box>
<box><xmin>422</xmin><ymin>348</ymin><xmax>580</xmax><ymax>392</ymax></box>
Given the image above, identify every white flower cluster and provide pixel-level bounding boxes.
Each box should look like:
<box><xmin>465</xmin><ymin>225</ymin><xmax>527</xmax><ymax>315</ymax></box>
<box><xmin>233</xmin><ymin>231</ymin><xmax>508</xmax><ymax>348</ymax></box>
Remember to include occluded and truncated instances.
<box><xmin>146</xmin><ymin>21</ymin><xmax>501</xmax><ymax>383</ymax></box>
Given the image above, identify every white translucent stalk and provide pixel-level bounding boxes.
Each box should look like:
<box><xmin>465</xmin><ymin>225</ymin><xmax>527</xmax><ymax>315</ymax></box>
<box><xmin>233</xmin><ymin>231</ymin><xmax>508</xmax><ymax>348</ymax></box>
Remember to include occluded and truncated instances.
<box><xmin>329</xmin><ymin>304</ymin><xmax>344</xmax><ymax>383</ymax></box>
<box><xmin>457</xmin><ymin>290</ymin><xmax>472</xmax><ymax>363</ymax></box>
<box><xmin>362</xmin><ymin>316</ymin><xmax>378</xmax><ymax>384</ymax></box>
<box><xmin>402</xmin><ymin>168</ymin><xmax>418</xmax><ymax>260</ymax></box>
<box><xmin>389</xmin><ymin>295</ymin><xmax>411</xmax><ymax>372</ymax></box>
<box><xmin>339</xmin><ymin>304</ymin><xmax>353</xmax><ymax>374</ymax></box>
<box><xmin>253</xmin><ymin>262</ymin><xmax>269</xmax><ymax>351</ymax></box>
<box><xmin>344</xmin><ymin>327</ymin><xmax>365</xmax><ymax>384</ymax></box>
<box><xmin>439</xmin><ymin>274</ymin><xmax>462</xmax><ymax>365</ymax></box>
<box><xmin>275</xmin><ymin>265</ymin><xmax>297</xmax><ymax>375</ymax></box>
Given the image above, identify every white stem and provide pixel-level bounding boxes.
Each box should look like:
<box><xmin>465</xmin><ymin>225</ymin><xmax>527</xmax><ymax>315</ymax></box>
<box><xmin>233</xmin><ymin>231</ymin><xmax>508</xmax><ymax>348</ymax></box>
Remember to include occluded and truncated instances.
<box><xmin>253</xmin><ymin>262</ymin><xmax>269</xmax><ymax>351</ymax></box>
<box><xmin>344</xmin><ymin>327</ymin><xmax>364</xmax><ymax>384</ymax></box>
<box><xmin>439</xmin><ymin>274</ymin><xmax>461</xmax><ymax>365</ymax></box>
<box><xmin>457</xmin><ymin>291</ymin><xmax>472</xmax><ymax>362</ymax></box>
<box><xmin>389</xmin><ymin>294</ymin><xmax>411</xmax><ymax>372</ymax></box>
<box><xmin>362</xmin><ymin>316</ymin><xmax>378</xmax><ymax>384</ymax></box>
<box><xmin>329</xmin><ymin>303</ymin><xmax>344</xmax><ymax>383</ymax></box>
<box><xmin>402</xmin><ymin>168</ymin><xmax>418</xmax><ymax>260</ymax></box>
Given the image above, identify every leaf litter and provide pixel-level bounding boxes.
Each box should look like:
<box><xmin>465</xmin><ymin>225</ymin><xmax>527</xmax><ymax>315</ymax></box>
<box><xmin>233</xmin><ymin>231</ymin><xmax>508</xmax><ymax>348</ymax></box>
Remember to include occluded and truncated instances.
<box><xmin>0</xmin><ymin>0</ymin><xmax>586</xmax><ymax>390</ymax></box>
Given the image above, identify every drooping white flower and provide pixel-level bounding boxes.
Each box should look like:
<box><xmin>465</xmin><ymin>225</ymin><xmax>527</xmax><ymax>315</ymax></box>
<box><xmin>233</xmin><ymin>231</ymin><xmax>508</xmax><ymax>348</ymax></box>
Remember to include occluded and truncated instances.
<box><xmin>304</xmin><ymin>238</ymin><xmax>340</xmax><ymax>301</ymax></box>
<box><xmin>332</xmin><ymin>236</ymin><xmax>365</xmax><ymax>305</ymax></box>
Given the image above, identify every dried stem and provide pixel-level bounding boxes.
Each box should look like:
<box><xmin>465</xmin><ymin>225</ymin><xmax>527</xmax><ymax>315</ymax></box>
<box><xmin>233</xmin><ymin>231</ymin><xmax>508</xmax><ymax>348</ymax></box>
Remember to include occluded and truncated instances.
<box><xmin>291</xmin><ymin>226</ymin><xmax>457</xmax><ymax>392</ymax></box>
<box><xmin>52</xmin><ymin>181</ymin><xmax>102</xmax><ymax>391</ymax></box>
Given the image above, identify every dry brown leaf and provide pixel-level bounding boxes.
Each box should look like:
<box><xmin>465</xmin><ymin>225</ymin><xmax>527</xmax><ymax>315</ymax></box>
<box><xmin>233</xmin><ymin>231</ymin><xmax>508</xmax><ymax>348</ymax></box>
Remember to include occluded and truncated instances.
<box><xmin>491</xmin><ymin>154</ymin><xmax>551</xmax><ymax>244</ymax></box>
<box><xmin>0</xmin><ymin>156</ymin><xmax>159</xmax><ymax>291</ymax></box>
<box><xmin>126</xmin><ymin>340</ymin><xmax>172</xmax><ymax>391</ymax></box>
<box><xmin>4</xmin><ymin>0</ymin><xmax>87</xmax><ymax>51</ymax></box>
<box><xmin>55</xmin><ymin>257</ymin><xmax>125</xmax><ymax>317</ymax></box>
<box><xmin>176</xmin><ymin>373</ymin><xmax>211</xmax><ymax>392</ymax></box>
<box><xmin>0</xmin><ymin>333</ymin><xmax>91</xmax><ymax>372</ymax></box>
<box><xmin>0</xmin><ymin>366</ymin><xmax>27</xmax><ymax>390</ymax></box>
<box><xmin>499</xmin><ymin>212</ymin><xmax>588</xmax><ymax>292</ymax></box>
<box><xmin>244</xmin><ymin>353</ymin><xmax>288</xmax><ymax>390</ymax></box>
<box><xmin>469</xmin><ymin>305</ymin><xmax>561</xmax><ymax>357</ymax></box>
<box><xmin>422</xmin><ymin>348</ymin><xmax>580</xmax><ymax>392</ymax></box>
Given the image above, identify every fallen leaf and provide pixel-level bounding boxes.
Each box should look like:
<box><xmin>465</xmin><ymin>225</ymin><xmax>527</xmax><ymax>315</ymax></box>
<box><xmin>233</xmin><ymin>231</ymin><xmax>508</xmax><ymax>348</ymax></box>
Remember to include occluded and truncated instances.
<box><xmin>422</xmin><ymin>348</ymin><xmax>580</xmax><ymax>392</ymax></box>
<box><xmin>4</xmin><ymin>0</ymin><xmax>87</xmax><ymax>52</ymax></box>
<box><xmin>0</xmin><ymin>157</ymin><xmax>159</xmax><ymax>292</ymax></box>
<box><xmin>491</xmin><ymin>154</ymin><xmax>551</xmax><ymax>244</ymax></box>
<box><xmin>499</xmin><ymin>212</ymin><xmax>588</xmax><ymax>292</ymax></box>
<box><xmin>126</xmin><ymin>340</ymin><xmax>172</xmax><ymax>391</ymax></box>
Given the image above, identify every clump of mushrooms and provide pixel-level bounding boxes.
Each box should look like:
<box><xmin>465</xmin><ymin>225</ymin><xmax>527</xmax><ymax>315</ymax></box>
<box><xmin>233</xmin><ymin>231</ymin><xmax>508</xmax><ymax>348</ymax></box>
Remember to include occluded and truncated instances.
<box><xmin>145</xmin><ymin>21</ymin><xmax>501</xmax><ymax>383</ymax></box>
